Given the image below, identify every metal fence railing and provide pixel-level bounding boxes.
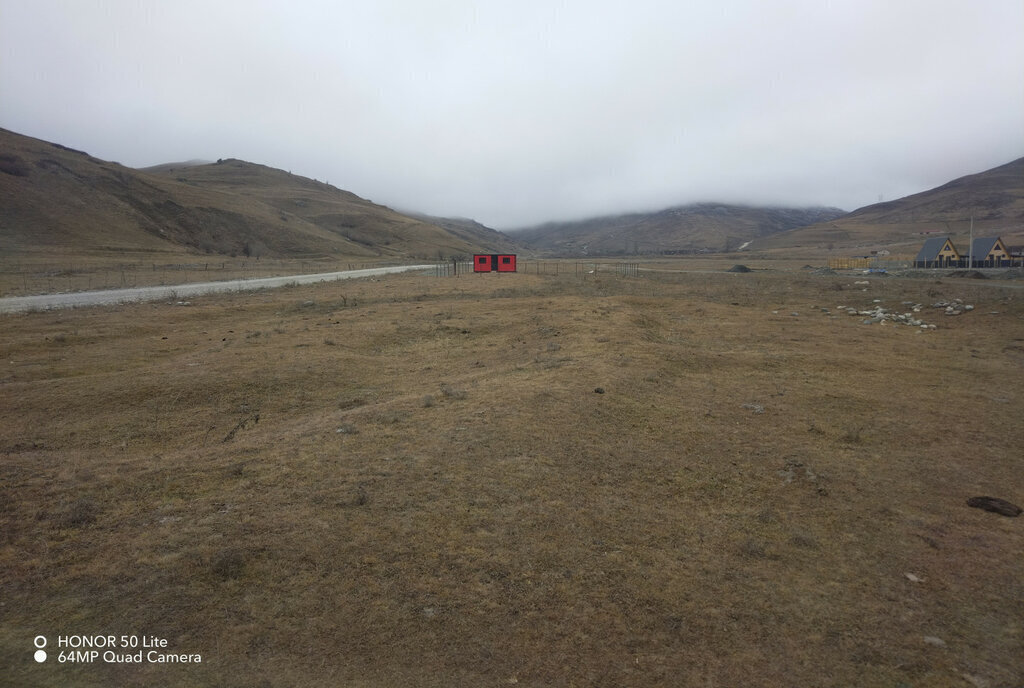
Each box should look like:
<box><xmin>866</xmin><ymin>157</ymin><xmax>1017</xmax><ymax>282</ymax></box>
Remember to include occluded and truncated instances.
<box><xmin>430</xmin><ymin>260</ymin><xmax>643</xmax><ymax>278</ymax></box>
<box><xmin>0</xmin><ymin>259</ymin><xmax>406</xmax><ymax>297</ymax></box>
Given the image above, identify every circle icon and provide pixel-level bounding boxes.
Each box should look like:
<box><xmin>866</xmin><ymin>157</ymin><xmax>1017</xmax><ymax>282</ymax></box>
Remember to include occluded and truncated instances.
<box><xmin>34</xmin><ymin>636</ymin><xmax>47</xmax><ymax>648</ymax></box>
<box><xmin>34</xmin><ymin>650</ymin><xmax>47</xmax><ymax>663</ymax></box>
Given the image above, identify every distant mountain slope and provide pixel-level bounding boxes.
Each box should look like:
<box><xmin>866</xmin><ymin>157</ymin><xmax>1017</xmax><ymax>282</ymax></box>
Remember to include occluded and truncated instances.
<box><xmin>405</xmin><ymin>213</ymin><xmax>521</xmax><ymax>254</ymax></box>
<box><xmin>844</xmin><ymin>157</ymin><xmax>1024</xmax><ymax>224</ymax></box>
<box><xmin>758</xmin><ymin>156</ymin><xmax>1024</xmax><ymax>252</ymax></box>
<box><xmin>0</xmin><ymin>128</ymin><xmax>482</xmax><ymax>260</ymax></box>
<box><xmin>143</xmin><ymin>157</ymin><xmax>487</xmax><ymax>259</ymax></box>
<box><xmin>511</xmin><ymin>203</ymin><xmax>846</xmax><ymax>256</ymax></box>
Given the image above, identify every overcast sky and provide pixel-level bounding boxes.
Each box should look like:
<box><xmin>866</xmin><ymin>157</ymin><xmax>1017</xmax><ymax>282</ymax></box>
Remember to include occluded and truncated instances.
<box><xmin>2</xmin><ymin>0</ymin><xmax>1022</xmax><ymax>228</ymax></box>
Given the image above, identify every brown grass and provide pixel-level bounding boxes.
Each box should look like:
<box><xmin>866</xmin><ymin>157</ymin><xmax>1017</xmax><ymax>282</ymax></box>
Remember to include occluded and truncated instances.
<box><xmin>1</xmin><ymin>265</ymin><xmax>1022</xmax><ymax>687</ymax></box>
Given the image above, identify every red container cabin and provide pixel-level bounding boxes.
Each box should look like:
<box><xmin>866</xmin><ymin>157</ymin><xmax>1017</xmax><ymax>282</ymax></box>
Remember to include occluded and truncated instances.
<box><xmin>473</xmin><ymin>254</ymin><xmax>517</xmax><ymax>272</ymax></box>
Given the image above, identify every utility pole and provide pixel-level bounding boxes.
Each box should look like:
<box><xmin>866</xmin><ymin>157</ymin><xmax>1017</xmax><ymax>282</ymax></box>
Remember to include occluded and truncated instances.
<box><xmin>968</xmin><ymin>215</ymin><xmax>974</xmax><ymax>269</ymax></box>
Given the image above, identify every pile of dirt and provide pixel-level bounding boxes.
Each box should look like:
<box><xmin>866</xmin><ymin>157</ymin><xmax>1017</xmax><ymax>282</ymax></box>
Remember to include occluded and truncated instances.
<box><xmin>727</xmin><ymin>264</ymin><xmax>752</xmax><ymax>273</ymax></box>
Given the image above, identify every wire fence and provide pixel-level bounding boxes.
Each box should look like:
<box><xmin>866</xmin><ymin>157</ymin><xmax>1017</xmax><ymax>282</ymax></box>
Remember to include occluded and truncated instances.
<box><xmin>431</xmin><ymin>261</ymin><xmax>474</xmax><ymax>277</ymax></box>
<box><xmin>574</xmin><ymin>262</ymin><xmax>640</xmax><ymax>277</ymax></box>
<box><xmin>827</xmin><ymin>257</ymin><xmax>915</xmax><ymax>270</ymax></box>
<box><xmin>828</xmin><ymin>256</ymin><xmax>1024</xmax><ymax>270</ymax></box>
<box><xmin>0</xmin><ymin>259</ymin><xmax>405</xmax><ymax>297</ymax></box>
<box><xmin>5</xmin><ymin>256</ymin><xmax>650</xmax><ymax>295</ymax></box>
<box><xmin>431</xmin><ymin>260</ymin><xmax>642</xmax><ymax>278</ymax></box>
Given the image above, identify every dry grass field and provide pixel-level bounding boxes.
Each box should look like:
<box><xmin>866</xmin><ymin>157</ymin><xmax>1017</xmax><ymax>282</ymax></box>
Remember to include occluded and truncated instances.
<box><xmin>1</xmin><ymin>264</ymin><xmax>1022</xmax><ymax>687</ymax></box>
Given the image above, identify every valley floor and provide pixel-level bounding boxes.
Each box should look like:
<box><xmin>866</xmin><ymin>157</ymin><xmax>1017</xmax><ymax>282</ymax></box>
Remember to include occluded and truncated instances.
<box><xmin>1</xmin><ymin>265</ymin><xmax>1021</xmax><ymax>687</ymax></box>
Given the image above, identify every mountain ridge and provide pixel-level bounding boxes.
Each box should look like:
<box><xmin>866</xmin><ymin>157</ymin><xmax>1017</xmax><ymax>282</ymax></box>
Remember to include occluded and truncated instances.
<box><xmin>756</xmin><ymin>156</ymin><xmax>1024</xmax><ymax>253</ymax></box>
<box><xmin>0</xmin><ymin>128</ymin><xmax>495</xmax><ymax>261</ymax></box>
<box><xmin>511</xmin><ymin>203</ymin><xmax>847</xmax><ymax>256</ymax></box>
<box><xmin>4</xmin><ymin>126</ymin><xmax>1021</xmax><ymax>262</ymax></box>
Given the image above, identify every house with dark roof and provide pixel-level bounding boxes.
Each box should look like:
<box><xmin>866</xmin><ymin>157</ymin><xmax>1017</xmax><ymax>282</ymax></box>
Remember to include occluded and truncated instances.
<box><xmin>914</xmin><ymin>237</ymin><xmax>961</xmax><ymax>268</ymax></box>
<box><xmin>968</xmin><ymin>237</ymin><xmax>1011</xmax><ymax>267</ymax></box>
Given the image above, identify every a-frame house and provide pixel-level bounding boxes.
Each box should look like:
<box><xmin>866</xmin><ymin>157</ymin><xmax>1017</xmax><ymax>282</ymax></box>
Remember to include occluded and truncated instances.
<box><xmin>969</xmin><ymin>237</ymin><xmax>1010</xmax><ymax>267</ymax></box>
<box><xmin>914</xmin><ymin>237</ymin><xmax>960</xmax><ymax>268</ymax></box>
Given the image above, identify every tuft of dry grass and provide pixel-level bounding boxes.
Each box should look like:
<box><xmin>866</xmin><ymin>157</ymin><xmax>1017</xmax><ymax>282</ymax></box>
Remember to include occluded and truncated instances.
<box><xmin>1</xmin><ymin>265</ymin><xmax>1022</xmax><ymax>687</ymax></box>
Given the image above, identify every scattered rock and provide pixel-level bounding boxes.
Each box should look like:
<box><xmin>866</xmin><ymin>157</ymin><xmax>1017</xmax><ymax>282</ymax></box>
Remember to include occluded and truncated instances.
<box><xmin>904</xmin><ymin>572</ymin><xmax>924</xmax><ymax>583</ymax></box>
<box><xmin>966</xmin><ymin>496</ymin><xmax>1022</xmax><ymax>517</ymax></box>
<box><xmin>839</xmin><ymin>303</ymin><xmax>933</xmax><ymax>328</ymax></box>
<box><xmin>949</xmin><ymin>270</ymin><xmax>988</xmax><ymax>279</ymax></box>
<box><xmin>594</xmin><ymin>387</ymin><xmax>605</xmax><ymax>394</ymax></box>
<box><xmin>922</xmin><ymin>636</ymin><xmax>946</xmax><ymax>647</ymax></box>
<box><xmin>810</xmin><ymin>267</ymin><xmax>836</xmax><ymax>275</ymax></box>
<box><xmin>727</xmin><ymin>264</ymin><xmax>751</xmax><ymax>273</ymax></box>
<box><xmin>741</xmin><ymin>403</ymin><xmax>765</xmax><ymax>414</ymax></box>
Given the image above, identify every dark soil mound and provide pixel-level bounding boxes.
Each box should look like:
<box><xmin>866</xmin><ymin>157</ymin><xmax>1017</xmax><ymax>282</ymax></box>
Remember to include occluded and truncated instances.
<box><xmin>967</xmin><ymin>496</ymin><xmax>1021</xmax><ymax>517</ymax></box>
<box><xmin>727</xmin><ymin>264</ymin><xmax>752</xmax><ymax>273</ymax></box>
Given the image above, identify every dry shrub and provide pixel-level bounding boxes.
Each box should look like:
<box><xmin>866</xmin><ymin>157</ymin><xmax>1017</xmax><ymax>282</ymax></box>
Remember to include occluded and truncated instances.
<box><xmin>0</xmin><ymin>154</ymin><xmax>30</xmax><ymax>177</ymax></box>
<box><xmin>440</xmin><ymin>383</ymin><xmax>467</xmax><ymax>399</ymax></box>
<box><xmin>56</xmin><ymin>497</ymin><xmax>99</xmax><ymax>527</ymax></box>
<box><xmin>210</xmin><ymin>548</ymin><xmax>247</xmax><ymax>580</ymax></box>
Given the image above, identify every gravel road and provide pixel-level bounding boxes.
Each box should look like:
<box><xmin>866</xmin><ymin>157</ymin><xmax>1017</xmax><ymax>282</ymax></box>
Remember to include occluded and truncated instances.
<box><xmin>0</xmin><ymin>264</ymin><xmax>434</xmax><ymax>314</ymax></box>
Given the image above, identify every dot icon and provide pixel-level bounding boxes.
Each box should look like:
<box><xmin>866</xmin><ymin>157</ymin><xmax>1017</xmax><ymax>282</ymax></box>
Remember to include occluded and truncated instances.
<box><xmin>34</xmin><ymin>636</ymin><xmax>47</xmax><ymax>648</ymax></box>
<box><xmin>34</xmin><ymin>650</ymin><xmax>47</xmax><ymax>663</ymax></box>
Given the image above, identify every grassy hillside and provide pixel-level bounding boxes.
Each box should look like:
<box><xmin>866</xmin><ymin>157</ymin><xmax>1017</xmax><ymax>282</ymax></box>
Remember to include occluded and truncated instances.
<box><xmin>143</xmin><ymin>158</ymin><xmax>494</xmax><ymax>260</ymax></box>
<box><xmin>0</xmin><ymin>128</ymin><xmax>484</xmax><ymax>264</ymax></box>
<box><xmin>758</xmin><ymin>157</ymin><xmax>1024</xmax><ymax>255</ymax></box>
<box><xmin>405</xmin><ymin>213</ymin><xmax>522</xmax><ymax>255</ymax></box>
<box><xmin>2</xmin><ymin>265</ymin><xmax>1021</xmax><ymax>686</ymax></box>
<box><xmin>845</xmin><ymin>157</ymin><xmax>1024</xmax><ymax>225</ymax></box>
<box><xmin>512</xmin><ymin>204</ymin><xmax>846</xmax><ymax>256</ymax></box>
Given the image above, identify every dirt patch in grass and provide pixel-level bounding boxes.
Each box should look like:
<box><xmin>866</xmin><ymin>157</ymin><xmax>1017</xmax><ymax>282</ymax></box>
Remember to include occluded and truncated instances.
<box><xmin>1</xmin><ymin>266</ymin><xmax>1022</xmax><ymax>686</ymax></box>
